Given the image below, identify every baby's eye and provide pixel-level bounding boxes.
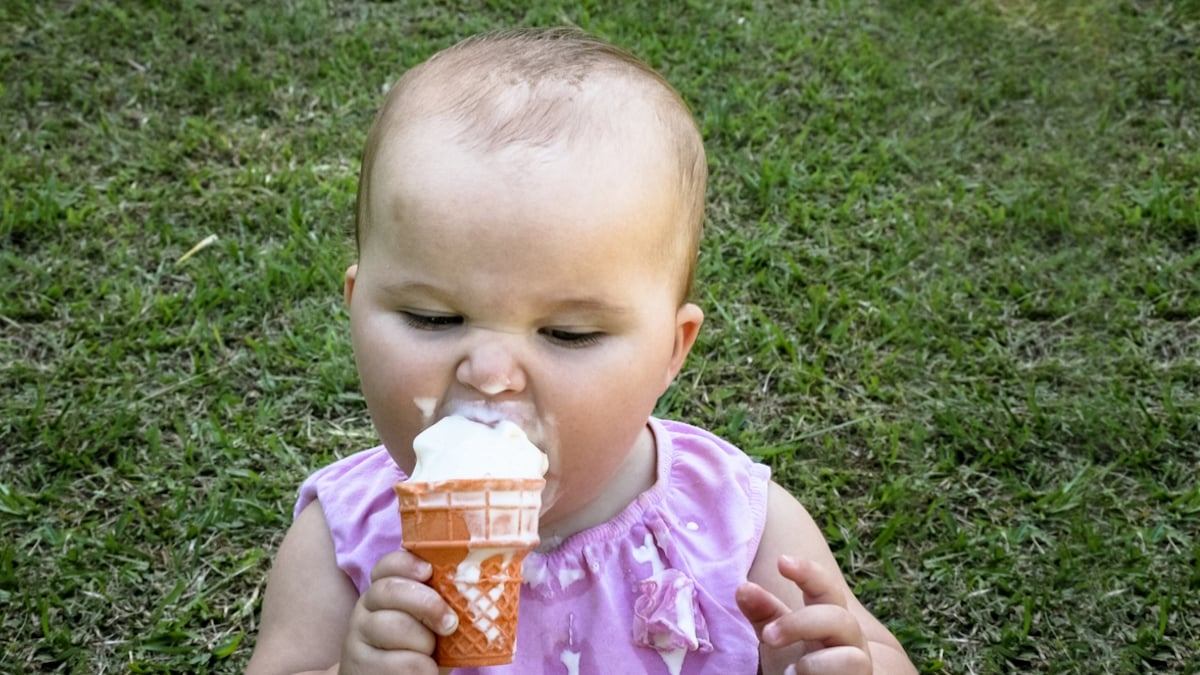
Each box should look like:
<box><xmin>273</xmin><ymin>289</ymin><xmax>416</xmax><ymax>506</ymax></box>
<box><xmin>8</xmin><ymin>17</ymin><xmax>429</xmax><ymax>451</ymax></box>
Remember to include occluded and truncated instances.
<box><xmin>541</xmin><ymin>328</ymin><xmax>604</xmax><ymax>347</ymax></box>
<box><xmin>401</xmin><ymin>312</ymin><xmax>463</xmax><ymax>330</ymax></box>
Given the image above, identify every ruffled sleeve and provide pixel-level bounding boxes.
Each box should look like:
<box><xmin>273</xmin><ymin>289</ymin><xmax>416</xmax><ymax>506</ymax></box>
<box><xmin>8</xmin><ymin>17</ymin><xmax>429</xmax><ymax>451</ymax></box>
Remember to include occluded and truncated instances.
<box><xmin>294</xmin><ymin>446</ymin><xmax>407</xmax><ymax>594</ymax></box>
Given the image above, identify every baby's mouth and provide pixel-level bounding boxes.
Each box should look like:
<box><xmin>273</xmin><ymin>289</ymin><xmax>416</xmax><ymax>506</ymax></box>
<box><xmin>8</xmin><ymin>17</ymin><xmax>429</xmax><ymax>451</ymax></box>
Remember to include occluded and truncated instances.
<box><xmin>414</xmin><ymin>397</ymin><xmax>558</xmax><ymax>458</ymax></box>
<box><xmin>414</xmin><ymin>397</ymin><xmax>528</xmax><ymax>428</ymax></box>
<box><xmin>443</xmin><ymin>401</ymin><xmax>535</xmax><ymax>431</ymax></box>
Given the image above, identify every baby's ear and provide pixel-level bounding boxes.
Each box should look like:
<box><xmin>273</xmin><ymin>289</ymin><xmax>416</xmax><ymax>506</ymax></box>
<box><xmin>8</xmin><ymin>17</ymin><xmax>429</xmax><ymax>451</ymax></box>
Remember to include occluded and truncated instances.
<box><xmin>666</xmin><ymin>303</ymin><xmax>704</xmax><ymax>385</ymax></box>
<box><xmin>343</xmin><ymin>264</ymin><xmax>359</xmax><ymax>307</ymax></box>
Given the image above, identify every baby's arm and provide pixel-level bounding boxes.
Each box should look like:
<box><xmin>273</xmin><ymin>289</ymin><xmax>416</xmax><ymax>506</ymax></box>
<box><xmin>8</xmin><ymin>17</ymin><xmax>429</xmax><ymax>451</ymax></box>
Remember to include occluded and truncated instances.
<box><xmin>736</xmin><ymin>481</ymin><xmax>916</xmax><ymax>675</ymax></box>
<box><xmin>246</xmin><ymin>502</ymin><xmax>456</xmax><ymax>675</ymax></box>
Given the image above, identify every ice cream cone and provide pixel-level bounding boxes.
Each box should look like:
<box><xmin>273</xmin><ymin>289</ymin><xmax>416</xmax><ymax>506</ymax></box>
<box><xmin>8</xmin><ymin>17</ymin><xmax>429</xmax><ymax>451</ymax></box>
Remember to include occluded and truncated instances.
<box><xmin>394</xmin><ymin>477</ymin><xmax>544</xmax><ymax>667</ymax></box>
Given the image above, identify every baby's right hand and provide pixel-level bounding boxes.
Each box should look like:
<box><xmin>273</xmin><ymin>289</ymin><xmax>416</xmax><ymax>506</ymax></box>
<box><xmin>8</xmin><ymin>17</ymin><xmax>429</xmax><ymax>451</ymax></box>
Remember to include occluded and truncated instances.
<box><xmin>338</xmin><ymin>550</ymin><xmax>459</xmax><ymax>675</ymax></box>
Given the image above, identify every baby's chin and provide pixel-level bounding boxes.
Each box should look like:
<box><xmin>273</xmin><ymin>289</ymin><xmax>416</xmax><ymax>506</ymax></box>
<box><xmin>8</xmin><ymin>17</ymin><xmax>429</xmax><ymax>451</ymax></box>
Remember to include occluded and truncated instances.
<box><xmin>539</xmin><ymin>472</ymin><xmax>561</xmax><ymax>512</ymax></box>
<box><xmin>385</xmin><ymin>445</ymin><xmax>417</xmax><ymax>476</ymax></box>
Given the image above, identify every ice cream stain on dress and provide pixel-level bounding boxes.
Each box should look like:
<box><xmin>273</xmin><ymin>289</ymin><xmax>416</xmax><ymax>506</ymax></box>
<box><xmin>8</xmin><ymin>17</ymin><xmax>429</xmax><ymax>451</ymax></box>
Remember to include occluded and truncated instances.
<box><xmin>630</xmin><ymin>529</ymin><xmax>712</xmax><ymax>675</ymax></box>
<box><xmin>559</xmin><ymin>612</ymin><xmax>581</xmax><ymax>675</ymax></box>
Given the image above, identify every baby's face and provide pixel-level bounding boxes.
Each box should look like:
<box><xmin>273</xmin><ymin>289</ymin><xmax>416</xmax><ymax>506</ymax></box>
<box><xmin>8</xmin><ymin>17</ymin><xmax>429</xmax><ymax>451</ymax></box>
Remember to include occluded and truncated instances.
<box><xmin>345</xmin><ymin>120</ymin><xmax>702</xmax><ymax>532</ymax></box>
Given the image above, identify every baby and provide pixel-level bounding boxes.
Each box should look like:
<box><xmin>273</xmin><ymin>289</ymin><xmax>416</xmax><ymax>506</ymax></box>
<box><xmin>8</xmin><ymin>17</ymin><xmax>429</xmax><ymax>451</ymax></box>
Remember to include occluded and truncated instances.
<box><xmin>247</xmin><ymin>27</ymin><xmax>915</xmax><ymax>675</ymax></box>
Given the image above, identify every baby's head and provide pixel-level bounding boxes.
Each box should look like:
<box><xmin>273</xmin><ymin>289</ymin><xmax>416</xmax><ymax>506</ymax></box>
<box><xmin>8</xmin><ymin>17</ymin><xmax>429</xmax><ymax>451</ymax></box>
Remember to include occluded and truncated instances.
<box><xmin>345</xmin><ymin>28</ymin><xmax>708</xmax><ymax>531</ymax></box>
<box><xmin>354</xmin><ymin>27</ymin><xmax>707</xmax><ymax>302</ymax></box>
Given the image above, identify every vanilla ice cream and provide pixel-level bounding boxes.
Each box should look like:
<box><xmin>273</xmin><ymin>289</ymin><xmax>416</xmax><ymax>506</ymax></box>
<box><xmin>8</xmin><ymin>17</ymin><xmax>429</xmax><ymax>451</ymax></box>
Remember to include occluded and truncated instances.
<box><xmin>396</xmin><ymin>415</ymin><xmax>548</xmax><ymax>665</ymax></box>
<box><xmin>409</xmin><ymin>416</ymin><xmax>549</xmax><ymax>482</ymax></box>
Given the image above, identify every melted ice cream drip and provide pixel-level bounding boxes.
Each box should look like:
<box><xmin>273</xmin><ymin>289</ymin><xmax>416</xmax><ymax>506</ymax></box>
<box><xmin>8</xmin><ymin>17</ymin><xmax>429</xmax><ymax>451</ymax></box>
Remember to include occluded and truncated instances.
<box><xmin>454</xmin><ymin>549</ymin><xmax>513</xmax><ymax>643</ymax></box>
<box><xmin>560</xmin><ymin>612</ymin><xmax>581</xmax><ymax>675</ymax></box>
<box><xmin>631</xmin><ymin>531</ymin><xmax>665</xmax><ymax>576</ymax></box>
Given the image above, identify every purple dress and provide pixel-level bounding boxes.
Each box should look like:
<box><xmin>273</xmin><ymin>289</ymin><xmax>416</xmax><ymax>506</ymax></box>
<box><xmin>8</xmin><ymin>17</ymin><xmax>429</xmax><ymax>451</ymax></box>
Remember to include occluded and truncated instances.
<box><xmin>296</xmin><ymin>418</ymin><xmax>771</xmax><ymax>674</ymax></box>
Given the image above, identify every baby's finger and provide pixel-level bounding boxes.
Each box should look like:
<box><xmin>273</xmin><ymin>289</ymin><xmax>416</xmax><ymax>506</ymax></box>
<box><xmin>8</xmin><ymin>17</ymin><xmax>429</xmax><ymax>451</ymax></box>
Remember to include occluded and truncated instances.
<box><xmin>735</xmin><ymin>581</ymin><xmax>792</xmax><ymax>638</ymax></box>
<box><xmin>371</xmin><ymin>549</ymin><xmax>434</xmax><ymax>582</ymax></box>
<box><xmin>340</xmin><ymin>628</ymin><xmax>441</xmax><ymax>675</ymax></box>
<box><xmin>362</xmin><ymin>576</ymin><xmax>459</xmax><ymax>637</ymax></box>
<box><xmin>356</xmin><ymin>604</ymin><xmax>439</xmax><ymax>654</ymax></box>
<box><xmin>778</xmin><ymin>556</ymin><xmax>845</xmax><ymax>608</ymax></box>
<box><xmin>764</xmin><ymin>604</ymin><xmax>866</xmax><ymax>651</ymax></box>
<box><xmin>788</xmin><ymin>645</ymin><xmax>873</xmax><ymax>675</ymax></box>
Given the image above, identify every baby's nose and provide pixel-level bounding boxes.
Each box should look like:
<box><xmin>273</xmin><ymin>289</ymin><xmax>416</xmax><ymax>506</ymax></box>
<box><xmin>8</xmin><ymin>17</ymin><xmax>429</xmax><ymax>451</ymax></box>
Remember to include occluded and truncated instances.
<box><xmin>456</xmin><ymin>341</ymin><xmax>527</xmax><ymax>396</ymax></box>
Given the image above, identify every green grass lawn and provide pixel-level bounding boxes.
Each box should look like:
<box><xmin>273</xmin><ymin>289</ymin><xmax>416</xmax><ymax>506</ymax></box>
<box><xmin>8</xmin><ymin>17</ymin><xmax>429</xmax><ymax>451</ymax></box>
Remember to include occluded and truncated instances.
<box><xmin>2</xmin><ymin>1</ymin><xmax>1197</xmax><ymax>672</ymax></box>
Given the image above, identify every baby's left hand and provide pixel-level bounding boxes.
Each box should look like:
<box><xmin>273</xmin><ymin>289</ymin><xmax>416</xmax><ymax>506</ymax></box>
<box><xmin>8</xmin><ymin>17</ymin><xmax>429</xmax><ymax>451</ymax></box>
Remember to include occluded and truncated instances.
<box><xmin>736</xmin><ymin>555</ymin><xmax>872</xmax><ymax>675</ymax></box>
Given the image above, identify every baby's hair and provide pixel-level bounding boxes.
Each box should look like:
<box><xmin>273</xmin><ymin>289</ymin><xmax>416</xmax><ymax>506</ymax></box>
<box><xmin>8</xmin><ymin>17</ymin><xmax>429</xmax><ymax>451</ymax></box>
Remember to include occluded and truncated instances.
<box><xmin>354</xmin><ymin>27</ymin><xmax>707</xmax><ymax>302</ymax></box>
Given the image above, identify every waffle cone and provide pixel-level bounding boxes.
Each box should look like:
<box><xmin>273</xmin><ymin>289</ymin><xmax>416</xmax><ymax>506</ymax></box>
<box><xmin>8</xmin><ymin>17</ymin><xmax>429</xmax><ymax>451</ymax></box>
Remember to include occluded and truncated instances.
<box><xmin>394</xmin><ymin>477</ymin><xmax>544</xmax><ymax>667</ymax></box>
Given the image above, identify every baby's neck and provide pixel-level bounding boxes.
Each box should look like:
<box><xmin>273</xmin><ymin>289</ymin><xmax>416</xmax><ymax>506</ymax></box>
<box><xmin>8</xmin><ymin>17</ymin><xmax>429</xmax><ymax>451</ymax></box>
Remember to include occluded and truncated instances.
<box><xmin>535</xmin><ymin>425</ymin><xmax>657</xmax><ymax>551</ymax></box>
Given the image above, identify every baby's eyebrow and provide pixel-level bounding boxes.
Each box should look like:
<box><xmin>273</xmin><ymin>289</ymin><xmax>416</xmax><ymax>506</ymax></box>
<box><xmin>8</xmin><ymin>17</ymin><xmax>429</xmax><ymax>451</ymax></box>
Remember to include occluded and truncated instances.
<box><xmin>378</xmin><ymin>280</ymin><xmax>631</xmax><ymax>316</ymax></box>
<box><xmin>380</xmin><ymin>281</ymin><xmax>446</xmax><ymax>300</ymax></box>
<box><xmin>544</xmin><ymin>297</ymin><xmax>632</xmax><ymax>316</ymax></box>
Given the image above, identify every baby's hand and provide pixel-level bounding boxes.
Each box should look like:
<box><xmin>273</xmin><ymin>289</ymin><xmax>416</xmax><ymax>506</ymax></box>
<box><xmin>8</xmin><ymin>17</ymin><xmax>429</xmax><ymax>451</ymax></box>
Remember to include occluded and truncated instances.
<box><xmin>338</xmin><ymin>550</ymin><xmax>459</xmax><ymax>675</ymax></box>
<box><xmin>736</xmin><ymin>555</ymin><xmax>872</xmax><ymax>675</ymax></box>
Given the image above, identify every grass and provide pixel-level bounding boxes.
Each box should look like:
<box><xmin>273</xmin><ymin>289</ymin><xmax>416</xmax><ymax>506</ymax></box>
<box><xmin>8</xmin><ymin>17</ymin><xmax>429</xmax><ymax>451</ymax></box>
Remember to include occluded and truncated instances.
<box><xmin>2</xmin><ymin>0</ymin><xmax>1197</xmax><ymax>672</ymax></box>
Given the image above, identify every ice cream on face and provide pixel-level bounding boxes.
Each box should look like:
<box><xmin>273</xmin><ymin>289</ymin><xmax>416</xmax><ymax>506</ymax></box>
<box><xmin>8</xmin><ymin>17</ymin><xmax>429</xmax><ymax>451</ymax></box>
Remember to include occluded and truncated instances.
<box><xmin>410</xmin><ymin>416</ymin><xmax>549</xmax><ymax>481</ymax></box>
